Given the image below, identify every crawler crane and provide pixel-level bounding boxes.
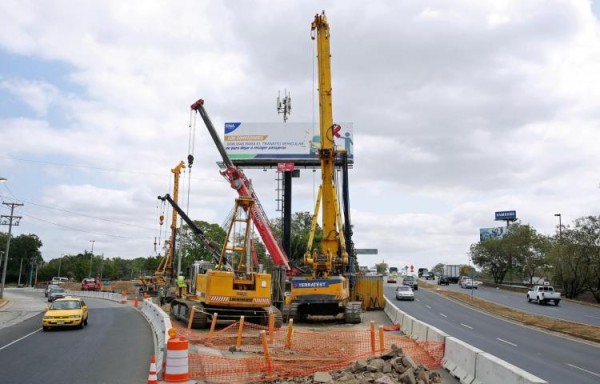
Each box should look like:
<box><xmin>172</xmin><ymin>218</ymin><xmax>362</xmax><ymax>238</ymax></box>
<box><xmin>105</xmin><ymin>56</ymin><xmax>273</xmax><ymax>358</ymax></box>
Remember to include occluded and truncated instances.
<box><xmin>159</xmin><ymin>193</ymin><xmax>282</xmax><ymax>328</ymax></box>
<box><xmin>284</xmin><ymin>12</ymin><xmax>362</xmax><ymax>323</ymax></box>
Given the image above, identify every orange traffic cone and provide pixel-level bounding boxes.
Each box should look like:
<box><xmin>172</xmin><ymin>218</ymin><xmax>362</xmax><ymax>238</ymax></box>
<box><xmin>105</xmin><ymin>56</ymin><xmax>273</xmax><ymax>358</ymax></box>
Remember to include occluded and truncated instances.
<box><xmin>134</xmin><ymin>296</ymin><xmax>139</xmax><ymax>308</ymax></box>
<box><xmin>147</xmin><ymin>355</ymin><xmax>158</xmax><ymax>384</ymax></box>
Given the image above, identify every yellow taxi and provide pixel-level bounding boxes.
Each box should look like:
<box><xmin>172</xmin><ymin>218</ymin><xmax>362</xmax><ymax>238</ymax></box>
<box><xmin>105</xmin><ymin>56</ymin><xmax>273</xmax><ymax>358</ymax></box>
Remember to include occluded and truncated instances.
<box><xmin>42</xmin><ymin>297</ymin><xmax>88</xmax><ymax>331</ymax></box>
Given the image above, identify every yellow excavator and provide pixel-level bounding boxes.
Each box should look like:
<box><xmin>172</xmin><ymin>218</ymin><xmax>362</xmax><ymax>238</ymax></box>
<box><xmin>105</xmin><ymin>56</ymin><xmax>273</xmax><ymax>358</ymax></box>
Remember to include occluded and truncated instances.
<box><xmin>283</xmin><ymin>12</ymin><xmax>362</xmax><ymax>323</ymax></box>
<box><xmin>159</xmin><ymin>193</ymin><xmax>282</xmax><ymax>328</ymax></box>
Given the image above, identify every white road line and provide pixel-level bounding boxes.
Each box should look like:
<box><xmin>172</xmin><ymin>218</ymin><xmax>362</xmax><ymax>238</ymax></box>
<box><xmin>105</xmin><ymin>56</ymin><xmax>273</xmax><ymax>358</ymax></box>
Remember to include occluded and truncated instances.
<box><xmin>440</xmin><ymin>313</ymin><xmax>447</xmax><ymax>318</ymax></box>
<box><xmin>0</xmin><ymin>328</ymin><xmax>41</xmax><ymax>352</ymax></box>
<box><xmin>460</xmin><ymin>323</ymin><xmax>473</xmax><ymax>329</ymax></box>
<box><xmin>583</xmin><ymin>314</ymin><xmax>600</xmax><ymax>320</ymax></box>
<box><xmin>567</xmin><ymin>363</ymin><xmax>600</xmax><ymax>378</ymax></box>
<box><xmin>425</xmin><ymin>305</ymin><xmax>431</xmax><ymax>309</ymax></box>
<box><xmin>496</xmin><ymin>338</ymin><xmax>518</xmax><ymax>347</ymax></box>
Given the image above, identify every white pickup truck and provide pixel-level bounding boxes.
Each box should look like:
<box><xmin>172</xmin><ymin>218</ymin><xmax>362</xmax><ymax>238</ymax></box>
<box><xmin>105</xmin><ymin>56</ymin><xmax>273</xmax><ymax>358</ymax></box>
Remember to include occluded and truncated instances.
<box><xmin>527</xmin><ymin>285</ymin><xmax>561</xmax><ymax>306</ymax></box>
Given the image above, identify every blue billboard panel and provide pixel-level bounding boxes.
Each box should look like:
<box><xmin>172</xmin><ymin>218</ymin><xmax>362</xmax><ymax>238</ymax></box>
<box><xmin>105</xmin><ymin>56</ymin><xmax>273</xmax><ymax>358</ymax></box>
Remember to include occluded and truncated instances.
<box><xmin>495</xmin><ymin>210</ymin><xmax>516</xmax><ymax>221</ymax></box>
<box><xmin>480</xmin><ymin>227</ymin><xmax>507</xmax><ymax>241</ymax></box>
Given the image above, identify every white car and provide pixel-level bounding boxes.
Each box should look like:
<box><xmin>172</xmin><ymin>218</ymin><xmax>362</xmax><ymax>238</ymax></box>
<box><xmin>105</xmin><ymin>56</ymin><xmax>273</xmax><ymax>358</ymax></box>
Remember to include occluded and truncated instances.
<box><xmin>395</xmin><ymin>285</ymin><xmax>415</xmax><ymax>301</ymax></box>
<box><xmin>460</xmin><ymin>278</ymin><xmax>477</xmax><ymax>289</ymax></box>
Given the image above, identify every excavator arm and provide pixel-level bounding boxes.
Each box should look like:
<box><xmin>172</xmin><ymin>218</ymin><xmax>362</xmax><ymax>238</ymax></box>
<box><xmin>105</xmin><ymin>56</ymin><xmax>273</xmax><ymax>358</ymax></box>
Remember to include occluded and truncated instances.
<box><xmin>157</xmin><ymin>194</ymin><xmax>228</xmax><ymax>269</ymax></box>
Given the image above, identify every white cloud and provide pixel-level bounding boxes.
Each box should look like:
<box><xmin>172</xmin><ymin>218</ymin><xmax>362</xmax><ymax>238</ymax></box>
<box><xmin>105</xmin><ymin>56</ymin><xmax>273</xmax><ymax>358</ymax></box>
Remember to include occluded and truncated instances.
<box><xmin>0</xmin><ymin>0</ymin><xmax>599</xmax><ymax>271</ymax></box>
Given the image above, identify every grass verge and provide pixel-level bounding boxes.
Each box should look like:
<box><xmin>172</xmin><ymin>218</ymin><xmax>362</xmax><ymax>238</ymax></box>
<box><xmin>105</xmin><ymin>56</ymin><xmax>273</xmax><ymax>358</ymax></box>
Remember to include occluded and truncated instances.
<box><xmin>420</xmin><ymin>281</ymin><xmax>600</xmax><ymax>344</ymax></box>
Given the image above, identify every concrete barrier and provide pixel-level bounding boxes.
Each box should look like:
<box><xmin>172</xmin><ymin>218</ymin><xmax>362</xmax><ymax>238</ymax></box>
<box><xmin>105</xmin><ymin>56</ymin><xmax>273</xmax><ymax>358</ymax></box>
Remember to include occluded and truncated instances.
<box><xmin>472</xmin><ymin>352</ymin><xmax>547</xmax><ymax>384</ymax></box>
<box><xmin>443</xmin><ymin>337</ymin><xmax>482</xmax><ymax>384</ymax></box>
<box><xmin>383</xmin><ymin>296</ymin><xmax>547</xmax><ymax>384</ymax></box>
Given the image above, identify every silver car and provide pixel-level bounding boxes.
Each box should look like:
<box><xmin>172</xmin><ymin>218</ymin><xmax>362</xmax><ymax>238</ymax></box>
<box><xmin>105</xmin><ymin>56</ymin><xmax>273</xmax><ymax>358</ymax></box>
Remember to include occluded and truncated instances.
<box><xmin>44</xmin><ymin>284</ymin><xmax>59</xmax><ymax>297</ymax></box>
<box><xmin>395</xmin><ymin>285</ymin><xmax>415</xmax><ymax>301</ymax></box>
<box><xmin>47</xmin><ymin>287</ymin><xmax>66</xmax><ymax>302</ymax></box>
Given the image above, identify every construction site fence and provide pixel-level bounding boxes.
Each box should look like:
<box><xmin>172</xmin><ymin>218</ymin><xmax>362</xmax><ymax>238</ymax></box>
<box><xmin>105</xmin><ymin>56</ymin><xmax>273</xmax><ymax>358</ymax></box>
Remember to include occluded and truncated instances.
<box><xmin>173</xmin><ymin>318</ymin><xmax>444</xmax><ymax>384</ymax></box>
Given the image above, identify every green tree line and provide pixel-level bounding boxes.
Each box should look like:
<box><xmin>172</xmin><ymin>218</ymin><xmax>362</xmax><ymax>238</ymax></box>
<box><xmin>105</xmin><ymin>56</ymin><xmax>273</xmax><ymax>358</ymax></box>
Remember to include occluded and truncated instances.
<box><xmin>469</xmin><ymin>216</ymin><xmax>600</xmax><ymax>302</ymax></box>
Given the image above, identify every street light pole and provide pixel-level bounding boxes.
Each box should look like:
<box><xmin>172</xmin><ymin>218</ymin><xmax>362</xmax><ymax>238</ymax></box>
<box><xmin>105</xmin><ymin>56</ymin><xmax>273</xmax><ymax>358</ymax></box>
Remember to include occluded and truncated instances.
<box><xmin>89</xmin><ymin>240</ymin><xmax>95</xmax><ymax>277</ymax></box>
<box><xmin>554</xmin><ymin>213</ymin><xmax>562</xmax><ymax>240</ymax></box>
<box><xmin>1</xmin><ymin>201</ymin><xmax>23</xmax><ymax>299</ymax></box>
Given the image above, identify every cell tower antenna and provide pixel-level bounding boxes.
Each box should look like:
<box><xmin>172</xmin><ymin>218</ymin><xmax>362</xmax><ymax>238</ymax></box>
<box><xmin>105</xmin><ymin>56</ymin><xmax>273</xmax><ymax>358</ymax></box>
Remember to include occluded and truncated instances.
<box><xmin>276</xmin><ymin>89</ymin><xmax>291</xmax><ymax>122</ymax></box>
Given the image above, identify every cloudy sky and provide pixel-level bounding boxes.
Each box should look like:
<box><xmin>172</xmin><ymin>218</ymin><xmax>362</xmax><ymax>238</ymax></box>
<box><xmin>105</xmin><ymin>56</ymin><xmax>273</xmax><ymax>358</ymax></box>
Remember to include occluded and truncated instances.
<box><xmin>1</xmin><ymin>0</ymin><xmax>600</xmax><ymax>272</ymax></box>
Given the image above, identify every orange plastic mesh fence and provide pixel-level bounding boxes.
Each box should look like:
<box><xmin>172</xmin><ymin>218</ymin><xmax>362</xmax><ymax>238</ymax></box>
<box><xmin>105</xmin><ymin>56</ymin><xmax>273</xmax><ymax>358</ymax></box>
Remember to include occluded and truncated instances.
<box><xmin>171</xmin><ymin>321</ymin><xmax>443</xmax><ymax>383</ymax></box>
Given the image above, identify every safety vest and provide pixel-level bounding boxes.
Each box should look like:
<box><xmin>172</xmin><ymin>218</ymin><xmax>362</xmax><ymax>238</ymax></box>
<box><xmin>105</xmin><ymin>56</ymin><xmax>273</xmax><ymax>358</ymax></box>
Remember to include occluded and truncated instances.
<box><xmin>177</xmin><ymin>275</ymin><xmax>186</xmax><ymax>288</ymax></box>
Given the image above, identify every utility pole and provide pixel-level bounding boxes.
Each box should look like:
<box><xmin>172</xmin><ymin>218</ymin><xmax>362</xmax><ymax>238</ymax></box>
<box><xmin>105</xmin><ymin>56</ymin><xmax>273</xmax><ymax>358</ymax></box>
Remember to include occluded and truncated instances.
<box><xmin>1</xmin><ymin>202</ymin><xmax>23</xmax><ymax>299</ymax></box>
<box><xmin>17</xmin><ymin>257</ymin><xmax>23</xmax><ymax>287</ymax></box>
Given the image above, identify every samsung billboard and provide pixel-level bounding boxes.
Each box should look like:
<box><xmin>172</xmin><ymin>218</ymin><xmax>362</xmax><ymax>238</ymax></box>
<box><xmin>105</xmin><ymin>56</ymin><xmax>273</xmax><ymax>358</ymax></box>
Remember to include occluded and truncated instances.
<box><xmin>495</xmin><ymin>210</ymin><xmax>517</xmax><ymax>221</ymax></box>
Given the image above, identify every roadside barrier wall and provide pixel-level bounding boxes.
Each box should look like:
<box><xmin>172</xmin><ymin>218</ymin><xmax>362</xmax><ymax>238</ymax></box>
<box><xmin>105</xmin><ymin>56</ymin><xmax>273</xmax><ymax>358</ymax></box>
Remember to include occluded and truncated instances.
<box><xmin>384</xmin><ymin>296</ymin><xmax>548</xmax><ymax>384</ymax></box>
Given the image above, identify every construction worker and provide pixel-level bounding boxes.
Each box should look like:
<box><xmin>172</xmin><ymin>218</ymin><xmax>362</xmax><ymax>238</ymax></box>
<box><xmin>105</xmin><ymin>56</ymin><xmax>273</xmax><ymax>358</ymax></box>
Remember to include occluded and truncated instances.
<box><xmin>177</xmin><ymin>273</ymin><xmax>186</xmax><ymax>298</ymax></box>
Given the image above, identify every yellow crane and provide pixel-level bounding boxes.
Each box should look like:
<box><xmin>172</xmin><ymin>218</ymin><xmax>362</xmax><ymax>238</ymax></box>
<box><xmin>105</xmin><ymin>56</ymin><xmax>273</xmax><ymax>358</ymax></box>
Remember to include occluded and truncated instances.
<box><xmin>284</xmin><ymin>12</ymin><xmax>361</xmax><ymax>323</ymax></box>
<box><xmin>141</xmin><ymin>160</ymin><xmax>185</xmax><ymax>290</ymax></box>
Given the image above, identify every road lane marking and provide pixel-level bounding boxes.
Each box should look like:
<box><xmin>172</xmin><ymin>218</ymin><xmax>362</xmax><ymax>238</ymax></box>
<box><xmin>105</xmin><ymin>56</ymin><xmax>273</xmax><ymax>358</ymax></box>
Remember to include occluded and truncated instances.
<box><xmin>440</xmin><ymin>313</ymin><xmax>447</xmax><ymax>318</ymax></box>
<box><xmin>496</xmin><ymin>338</ymin><xmax>518</xmax><ymax>347</ymax></box>
<box><xmin>567</xmin><ymin>363</ymin><xmax>600</xmax><ymax>378</ymax></box>
<box><xmin>425</xmin><ymin>305</ymin><xmax>431</xmax><ymax>309</ymax></box>
<box><xmin>0</xmin><ymin>328</ymin><xmax>42</xmax><ymax>352</ymax></box>
<box><xmin>584</xmin><ymin>314</ymin><xmax>600</xmax><ymax>320</ymax></box>
<box><xmin>460</xmin><ymin>323</ymin><xmax>473</xmax><ymax>329</ymax></box>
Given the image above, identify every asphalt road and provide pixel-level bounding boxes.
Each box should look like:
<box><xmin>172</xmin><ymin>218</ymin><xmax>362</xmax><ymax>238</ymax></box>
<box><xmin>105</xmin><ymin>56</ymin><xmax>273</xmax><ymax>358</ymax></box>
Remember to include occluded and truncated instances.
<box><xmin>386</xmin><ymin>284</ymin><xmax>600</xmax><ymax>384</ymax></box>
<box><xmin>437</xmin><ymin>279</ymin><xmax>600</xmax><ymax>326</ymax></box>
<box><xmin>0</xmin><ymin>290</ymin><xmax>154</xmax><ymax>384</ymax></box>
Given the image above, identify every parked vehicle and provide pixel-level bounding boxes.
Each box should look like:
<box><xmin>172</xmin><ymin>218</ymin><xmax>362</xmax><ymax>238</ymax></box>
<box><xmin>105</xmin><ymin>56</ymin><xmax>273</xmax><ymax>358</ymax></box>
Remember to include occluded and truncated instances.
<box><xmin>81</xmin><ymin>278</ymin><xmax>100</xmax><ymax>291</ymax></box>
<box><xmin>51</xmin><ymin>277</ymin><xmax>68</xmax><ymax>285</ymax></box>
<box><xmin>438</xmin><ymin>276</ymin><xmax>450</xmax><ymax>285</ymax></box>
<box><xmin>42</xmin><ymin>297</ymin><xmax>88</xmax><ymax>331</ymax></box>
<box><xmin>527</xmin><ymin>285</ymin><xmax>561</xmax><ymax>306</ymax></box>
<box><xmin>395</xmin><ymin>286</ymin><xmax>415</xmax><ymax>301</ymax></box>
<box><xmin>402</xmin><ymin>275</ymin><xmax>418</xmax><ymax>291</ymax></box>
<box><xmin>443</xmin><ymin>265</ymin><xmax>461</xmax><ymax>284</ymax></box>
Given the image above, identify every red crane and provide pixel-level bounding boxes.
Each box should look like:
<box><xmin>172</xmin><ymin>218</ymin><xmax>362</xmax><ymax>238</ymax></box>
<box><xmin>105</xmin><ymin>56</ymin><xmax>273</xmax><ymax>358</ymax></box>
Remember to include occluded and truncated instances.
<box><xmin>190</xmin><ymin>99</ymin><xmax>290</xmax><ymax>270</ymax></box>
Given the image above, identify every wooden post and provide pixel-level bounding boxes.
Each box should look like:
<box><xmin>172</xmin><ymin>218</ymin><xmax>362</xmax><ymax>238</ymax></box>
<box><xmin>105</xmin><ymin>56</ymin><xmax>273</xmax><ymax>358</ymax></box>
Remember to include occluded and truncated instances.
<box><xmin>187</xmin><ymin>306</ymin><xmax>196</xmax><ymax>329</ymax></box>
<box><xmin>208</xmin><ymin>313</ymin><xmax>218</xmax><ymax>342</ymax></box>
<box><xmin>285</xmin><ymin>319</ymin><xmax>293</xmax><ymax>350</ymax></box>
<box><xmin>370</xmin><ymin>321</ymin><xmax>376</xmax><ymax>353</ymax></box>
<box><xmin>379</xmin><ymin>325</ymin><xmax>385</xmax><ymax>352</ymax></box>
<box><xmin>268</xmin><ymin>310</ymin><xmax>275</xmax><ymax>344</ymax></box>
<box><xmin>260</xmin><ymin>330</ymin><xmax>272</xmax><ymax>375</ymax></box>
<box><xmin>236</xmin><ymin>316</ymin><xmax>245</xmax><ymax>348</ymax></box>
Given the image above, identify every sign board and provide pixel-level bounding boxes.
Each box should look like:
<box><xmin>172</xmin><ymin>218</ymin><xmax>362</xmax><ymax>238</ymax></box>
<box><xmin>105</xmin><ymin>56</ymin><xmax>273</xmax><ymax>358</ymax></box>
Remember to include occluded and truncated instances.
<box><xmin>495</xmin><ymin>210</ymin><xmax>517</xmax><ymax>221</ymax></box>
<box><xmin>480</xmin><ymin>227</ymin><xmax>506</xmax><ymax>241</ymax></box>
<box><xmin>224</xmin><ymin>122</ymin><xmax>354</xmax><ymax>163</ymax></box>
<box><xmin>355</xmin><ymin>249</ymin><xmax>378</xmax><ymax>255</ymax></box>
<box><xmin>277</xmin><ymin>162</ymin><xmax>295</xmax><ymax>172</ymax></box>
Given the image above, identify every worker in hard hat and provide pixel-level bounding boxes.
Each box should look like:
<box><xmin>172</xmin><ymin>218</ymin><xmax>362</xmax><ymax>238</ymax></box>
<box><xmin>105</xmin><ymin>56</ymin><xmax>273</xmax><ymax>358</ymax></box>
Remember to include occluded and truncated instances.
<box><xmin>177</xmin><ymin>273</ymin><xmax>186</xmax><ymax>298</ymax></box>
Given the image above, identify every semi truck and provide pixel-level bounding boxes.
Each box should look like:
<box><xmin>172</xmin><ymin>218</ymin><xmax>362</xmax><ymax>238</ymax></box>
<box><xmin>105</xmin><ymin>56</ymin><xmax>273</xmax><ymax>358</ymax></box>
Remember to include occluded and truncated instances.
<box><xmin>443</xmin><ymin>264</ymin><xmax>461</xmax><ymax>284</ymax></box>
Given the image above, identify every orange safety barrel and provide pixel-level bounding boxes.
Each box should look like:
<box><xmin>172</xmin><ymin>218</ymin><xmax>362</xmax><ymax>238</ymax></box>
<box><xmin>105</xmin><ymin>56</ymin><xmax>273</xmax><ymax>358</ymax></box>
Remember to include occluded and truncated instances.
<box><xmin>120</xmin><ymin>290</ymin><xmax>127</xmax><ymax>304</ymax></box>
<box><xmin>164</xmin><ymin>337</ymin><xmax>190</xmax><ymax>382</ymax></box>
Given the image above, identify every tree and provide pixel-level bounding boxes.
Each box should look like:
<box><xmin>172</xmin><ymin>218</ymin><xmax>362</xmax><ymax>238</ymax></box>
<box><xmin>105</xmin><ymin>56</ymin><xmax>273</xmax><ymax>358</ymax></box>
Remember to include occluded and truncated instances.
<box><xmin>0</xmin><ymin>233</ymin><xmax>43</xmax><ymax>285</ymax></box>
<box><xmin>375</xmin><ymin>261</ymin><xmax>388</xmax><ymax>275</ymax></box>
<box><xmin>271</xmin><ymin>211</ymin><xmax>323</xmax><ymax>268</ymax></box>
<box><xmin>470</xmin><ymin>239</ymin><xmax>509</xmax><ymax>283</ymax></box>
<box><xmin>431</xmin><ymin>263</ymin><xmax>444</xmax><ymax>276</ymax></box>
<box><xmin>551</xmin><ymin>216</ymin><xmax>600</xmax><ymax>300</ymax></box>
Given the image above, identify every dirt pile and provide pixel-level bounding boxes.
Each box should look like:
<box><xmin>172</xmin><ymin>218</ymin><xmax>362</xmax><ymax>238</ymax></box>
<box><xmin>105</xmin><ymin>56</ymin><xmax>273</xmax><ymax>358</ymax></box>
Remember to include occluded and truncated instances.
<box><xmin>258</xmin><ymin>344</ymin><xmax>441</xmax><ymax>384</ymax></box>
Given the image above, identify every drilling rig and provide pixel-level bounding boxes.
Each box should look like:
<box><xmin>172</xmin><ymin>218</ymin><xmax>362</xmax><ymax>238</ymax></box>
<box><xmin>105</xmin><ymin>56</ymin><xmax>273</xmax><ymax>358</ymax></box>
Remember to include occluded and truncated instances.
<box><xmin>283</xmin><ymin>12</ymin><xmax>362</xmax><ymax>323</ymax></box>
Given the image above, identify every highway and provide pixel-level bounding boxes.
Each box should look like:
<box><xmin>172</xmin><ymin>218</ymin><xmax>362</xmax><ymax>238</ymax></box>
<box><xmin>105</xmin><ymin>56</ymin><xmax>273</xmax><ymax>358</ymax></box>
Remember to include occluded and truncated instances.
<box><xmin>386</xmin><ymin>284</ymin><xmax>600</xmax><ymax>384</ymax></box>
<box><xmin>0</xmin><ymin>290</ymin><xmax>154</xmax><ymax>384</ymax></box>
<box><xmin>441</xmin><ymin>280</ymin><xmax>600</xmax><ymax>326</ymax></box>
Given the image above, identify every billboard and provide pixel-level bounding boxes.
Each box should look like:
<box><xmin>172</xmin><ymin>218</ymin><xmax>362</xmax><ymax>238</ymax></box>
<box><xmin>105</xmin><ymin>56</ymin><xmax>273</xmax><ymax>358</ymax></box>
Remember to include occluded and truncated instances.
<box><xmin>223</xmin><ymin>122</ymin><xmax>354</xmax><ymax>164</ymax></box>
<box><xmin>495</xmin><ymin>210</ymin><xmax>517</xmax><ymax>221</ymax></box>
<box><xmin>480</xmin><ymin>227</ymin><xmax>506</xmax><ymax>241</ymax></box>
